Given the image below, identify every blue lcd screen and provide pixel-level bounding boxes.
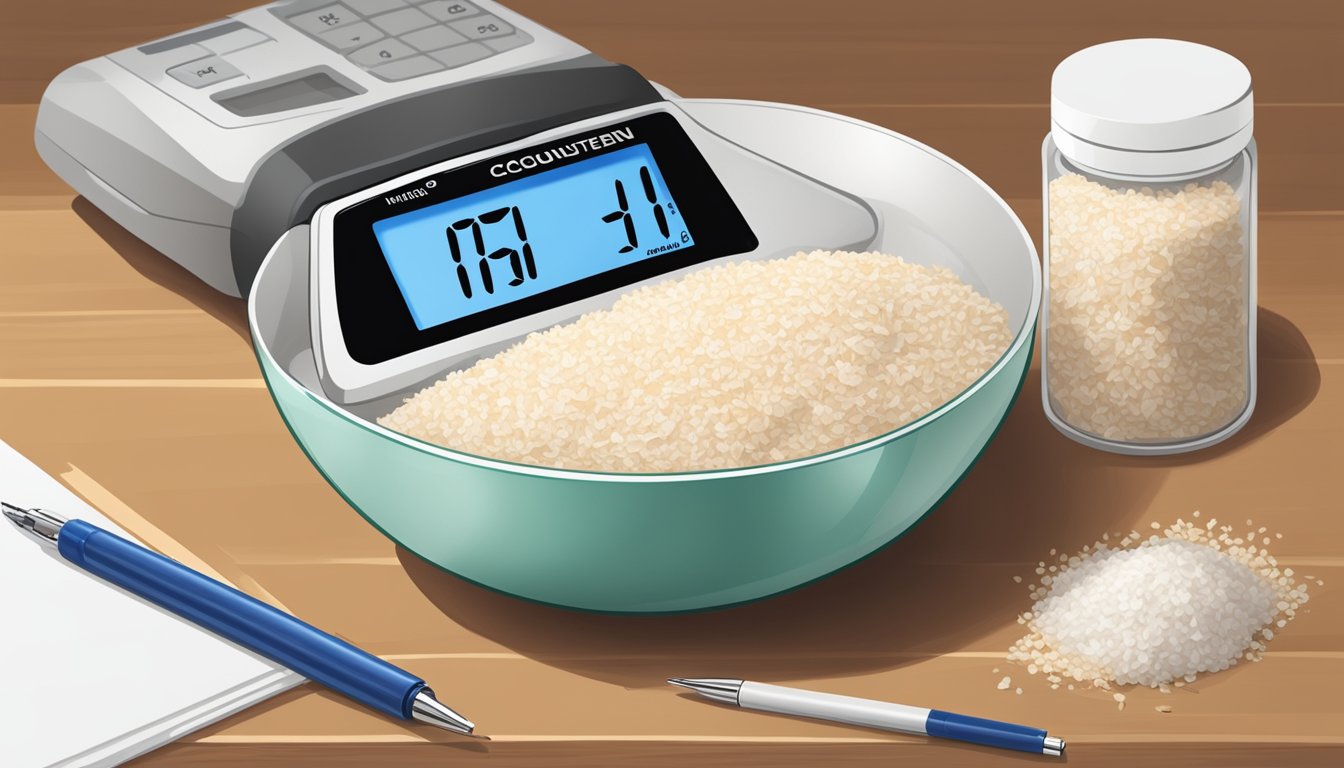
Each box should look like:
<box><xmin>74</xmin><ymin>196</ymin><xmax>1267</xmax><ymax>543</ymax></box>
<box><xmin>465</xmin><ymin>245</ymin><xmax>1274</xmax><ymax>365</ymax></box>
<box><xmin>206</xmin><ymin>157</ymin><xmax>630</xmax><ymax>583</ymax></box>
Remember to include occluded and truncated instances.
<box><xmin>373</xmin><ymin>143</ymin><xmax>694</xmax><ymax>331</ymax></box>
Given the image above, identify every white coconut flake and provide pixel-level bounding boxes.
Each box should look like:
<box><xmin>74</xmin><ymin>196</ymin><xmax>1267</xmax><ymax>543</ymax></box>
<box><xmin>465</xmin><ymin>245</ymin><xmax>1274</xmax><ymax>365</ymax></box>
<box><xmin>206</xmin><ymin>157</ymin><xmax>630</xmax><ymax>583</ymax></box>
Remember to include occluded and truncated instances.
<box><xmin>379</xmin><ymin>250</ymin><xmax>1010</xmax><ymax>472</ymax></box>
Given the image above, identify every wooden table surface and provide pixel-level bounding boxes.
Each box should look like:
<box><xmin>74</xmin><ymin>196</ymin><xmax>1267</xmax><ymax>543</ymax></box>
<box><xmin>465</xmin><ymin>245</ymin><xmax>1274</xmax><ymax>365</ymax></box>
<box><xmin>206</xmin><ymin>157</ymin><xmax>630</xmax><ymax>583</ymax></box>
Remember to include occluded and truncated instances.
<box><xmin>3</xmin><ymin>2</ymin><xmax>1341</xmax><ymax>765</ymax></box>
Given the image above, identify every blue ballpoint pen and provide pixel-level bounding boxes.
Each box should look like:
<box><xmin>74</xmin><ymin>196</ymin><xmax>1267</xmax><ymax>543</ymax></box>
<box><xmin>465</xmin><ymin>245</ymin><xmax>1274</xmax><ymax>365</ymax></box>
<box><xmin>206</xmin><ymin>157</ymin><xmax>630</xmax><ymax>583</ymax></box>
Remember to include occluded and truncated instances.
<box><xmin>669</xmin><ymin>678</ymin><xmax>1065</xmax><ymax>757</ymax></box>
<box><xmin>3</xmin><ymin>502</ymin><xmax>475</xmax><ymax>736</ymax></box>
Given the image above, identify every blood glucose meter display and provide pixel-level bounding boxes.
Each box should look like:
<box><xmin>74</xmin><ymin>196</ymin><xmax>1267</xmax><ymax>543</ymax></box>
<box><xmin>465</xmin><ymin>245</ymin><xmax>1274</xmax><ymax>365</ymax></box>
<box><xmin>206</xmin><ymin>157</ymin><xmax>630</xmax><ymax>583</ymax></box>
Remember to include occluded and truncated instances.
<box><xmin>374</xmin><ymin>143</ymin><xmax>694</xmax><ymax>331</ymax></box>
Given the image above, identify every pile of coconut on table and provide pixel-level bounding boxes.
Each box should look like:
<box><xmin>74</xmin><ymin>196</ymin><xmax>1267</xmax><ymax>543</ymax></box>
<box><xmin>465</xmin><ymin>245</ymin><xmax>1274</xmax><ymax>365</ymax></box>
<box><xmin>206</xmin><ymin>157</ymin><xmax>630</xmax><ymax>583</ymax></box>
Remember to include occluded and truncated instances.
<box><xmin>996</xmin><ymin>511</ymin><xmax>1318</xmax><ymax>712</ymax></box>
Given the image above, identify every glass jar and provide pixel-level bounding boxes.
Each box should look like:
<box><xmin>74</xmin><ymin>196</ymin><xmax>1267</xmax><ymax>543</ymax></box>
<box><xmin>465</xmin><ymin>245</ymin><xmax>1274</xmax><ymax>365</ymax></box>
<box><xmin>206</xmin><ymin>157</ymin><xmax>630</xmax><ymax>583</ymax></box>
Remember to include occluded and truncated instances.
<box><xmin>1042</xmin><ymin>39</ymin><xmax>1257</xmax><ymax>455</ymax></box>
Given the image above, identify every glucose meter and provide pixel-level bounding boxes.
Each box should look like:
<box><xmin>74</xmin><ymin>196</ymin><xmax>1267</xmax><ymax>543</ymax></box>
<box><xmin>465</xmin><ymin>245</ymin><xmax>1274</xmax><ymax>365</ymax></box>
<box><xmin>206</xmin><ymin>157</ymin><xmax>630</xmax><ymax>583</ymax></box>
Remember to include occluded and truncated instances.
<box><xmin>312</xmin><ymin>103</ymin><xmax>878</xmax><ymax>402</ymax></box>
<box><xmin>35</xmin><ymin>0</ymin><xmax>878</xmax><ymax>402</ymax></box>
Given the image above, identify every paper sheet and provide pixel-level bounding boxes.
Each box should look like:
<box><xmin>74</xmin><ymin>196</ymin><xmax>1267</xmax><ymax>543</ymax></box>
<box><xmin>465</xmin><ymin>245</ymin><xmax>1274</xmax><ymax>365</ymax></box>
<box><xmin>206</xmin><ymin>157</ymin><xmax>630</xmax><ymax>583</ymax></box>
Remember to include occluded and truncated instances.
<box><xmin>0</xmin><ymin>439</ymin><xmax>302</xmax><ymax>768</ymax></box>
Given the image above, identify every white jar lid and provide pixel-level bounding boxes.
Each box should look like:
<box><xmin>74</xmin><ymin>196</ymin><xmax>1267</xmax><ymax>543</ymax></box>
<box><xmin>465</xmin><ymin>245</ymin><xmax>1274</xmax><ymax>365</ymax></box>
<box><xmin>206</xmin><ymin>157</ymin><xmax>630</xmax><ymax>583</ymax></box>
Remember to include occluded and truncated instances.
<box><xmin>1051</xmin><ymin>39</ymin><xmax>1253</xmax><ymax>177</ymax></box>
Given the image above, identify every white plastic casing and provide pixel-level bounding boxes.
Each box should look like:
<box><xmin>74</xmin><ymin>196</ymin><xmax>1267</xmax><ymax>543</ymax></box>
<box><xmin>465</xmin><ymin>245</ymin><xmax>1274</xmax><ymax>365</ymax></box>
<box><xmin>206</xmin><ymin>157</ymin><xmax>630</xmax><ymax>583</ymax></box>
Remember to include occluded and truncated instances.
<box><xmin>34</xmin><ymin>0</ymin><xmax>590</xmax><ymax>296</ymax></box>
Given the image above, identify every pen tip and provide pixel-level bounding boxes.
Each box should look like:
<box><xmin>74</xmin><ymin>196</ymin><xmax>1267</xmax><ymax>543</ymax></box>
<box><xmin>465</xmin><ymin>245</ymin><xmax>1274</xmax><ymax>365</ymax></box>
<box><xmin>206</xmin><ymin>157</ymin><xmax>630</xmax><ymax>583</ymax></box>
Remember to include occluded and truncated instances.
<box><xmin>664</xmin><ymin>678</ymin><xmax>742</xmax><ymax>704</ymax></box>
<box><xmin>411</xmin><ymin>689</ymin><xmax>475</xmax><ymax>736</ymax></box>
<box><xmin>3</xmin><ymin>503</ymin><xmax>63</xmax><ymax>544</ymax></box>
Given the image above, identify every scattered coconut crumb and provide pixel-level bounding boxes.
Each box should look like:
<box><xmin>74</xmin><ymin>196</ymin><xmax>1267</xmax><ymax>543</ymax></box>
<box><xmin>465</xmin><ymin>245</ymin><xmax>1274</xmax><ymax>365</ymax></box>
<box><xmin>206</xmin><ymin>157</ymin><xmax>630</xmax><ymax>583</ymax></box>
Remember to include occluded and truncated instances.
<box><xmin>1156</xmin><ymin>705</ymin><xmax>1173</xmax><ymax>714</ymax></box>
<box><xmin>997</xmin><ymin>676</ymin><xmax>1012</xmax><ymax>690</ymax></box>
<box><xmin>1015</xmin><ymin>688</ymin><xmax>1023</xmax><ymax>695</ymax></box>
<box><xmin>379</xmin><ymin>250</ymin><xmax>1010</xmax><ymax>472</ymax></box>
<box><xmin>1114</xmin><ymin>692</ymin><xmax>1126</xmax><ymax>711</ymax></box>
<box><xmin>1003</xmin><ymin>515</ymin><xmax>1309</xmax><ymax>699</ymax></box>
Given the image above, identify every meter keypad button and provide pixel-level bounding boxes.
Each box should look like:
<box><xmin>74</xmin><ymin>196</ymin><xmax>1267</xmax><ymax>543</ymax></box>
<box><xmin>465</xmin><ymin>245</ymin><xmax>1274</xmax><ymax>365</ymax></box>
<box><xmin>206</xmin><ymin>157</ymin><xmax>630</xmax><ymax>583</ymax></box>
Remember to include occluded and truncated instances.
<box><xmin>167</xmin><ymin>55</ymin><xmax>243</xmax><ymax>88</ymax></box>
<box><xmin>344</xmin><ymin>0</ymin><xmax>407</xmax><ymax>14</ymax></box>
<box><xmin>319</xmin><ymin>21</ymin><xmax>384</xmax><ymax>50</ymax></box>
<box><xmin>484</xmin><ymin>30</ymin><xmax>532</xmax><ymax>54</ymax></box>
<box><xmin>369</xmin><ymin>54</ymin><xmax>445</xmax><ymax>81</ymax></box>
<box><xmin>400</xmin><ymin>24</ymin><xmax>468</xmax><ymax>52</ymax></box>
<box><xmin>288</xmin><ymin>4</ymin><xmax>360</xmax><ymax>35</ymax></box>
<box><xmin>448</xmin><ymin>14</ymin><xmax>513</xmax><ymax>41</ymax></box>
<box><xmin>368</xmin><ymin>6</ymin><xmax>436</xmax><ymax>35</ymax></box>
<box><xmin>420</xmin><ymin>1</ymin><xmax>481</xmax><ymax>22</ymax></box>
<box><xmin>281</xmin><ymin>0</ymin><xmax>532</xmax><ymax>82</ymax></box>
<box><xmin>427</xmin><ymin>41</ymin><xmax>492</xmax><ymax>69</ymax></box>
<box><xmin>349</xmin><ymin>38</ymin><xmax>417</xmax><ymax>67</ymax></box>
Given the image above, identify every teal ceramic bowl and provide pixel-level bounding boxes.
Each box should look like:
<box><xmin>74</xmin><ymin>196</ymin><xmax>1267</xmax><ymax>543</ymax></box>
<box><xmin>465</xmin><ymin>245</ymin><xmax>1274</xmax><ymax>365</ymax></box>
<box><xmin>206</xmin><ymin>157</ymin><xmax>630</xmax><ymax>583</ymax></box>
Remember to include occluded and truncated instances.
<box><xmin>248</xmin><ymin>101</ymin><xmax>1040</xmax><ymax>613</ymax></box>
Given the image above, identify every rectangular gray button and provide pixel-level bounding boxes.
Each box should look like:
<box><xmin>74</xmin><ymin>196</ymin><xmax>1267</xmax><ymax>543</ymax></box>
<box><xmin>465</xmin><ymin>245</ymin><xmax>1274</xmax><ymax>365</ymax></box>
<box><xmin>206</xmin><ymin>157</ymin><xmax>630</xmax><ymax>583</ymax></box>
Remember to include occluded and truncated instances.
<box><xmin>369</xmin><ymin>6</ymin><xmax>436</xmax><ymax>35</ymax></box>
<box><xmin>349</xmin><ymin>38</ymin><xmax>417</xmax><ymax>67</ymax></box>
<box><xmin>140</xmin><ymin>21</ymin><xmax>244</xmax><ymax>55</ymax></box>
<box><xmin>369</xmin><ymin>54</ymin><xmax>445</xmax><ymax>80</ymax></box>
<box><xmin>428</xmin><ymin>41</ymin><xmax>492</xmax><ymax>68</ymax></box>
<box><xmin>484</xmin><ymin>31</ymin><xmax>532</xmax><ymax>54</ymax></box>
<box><xmin>167</xmin><ymin>56</ymin><xmax>243</xmax><ymax>88</ymax></box>
<box><xmin>135</xmin><ymin>43</ymin><xmax>211</xmax><ymax>70</ymax></box>
<box><xmin>200</xmin><ymin>27</ymin><xmax>269</xmax><ymax>55</ymax></box>
<box><xmin>319</xmin><ymin>21</ymin><xmax>384</xmax><ymax>50</ymax></box>
<box><xmin>400</xmin><ymin>24</ymin><xmax>468</xmax><ymax>52</ymax></box>
<box><xmin>448</xmin><ymin>13</ymin><xmax>513</xmax><ymax>40</ymax></box>
<box><xmin>288</xmin><ymin>4</ymin><xmax>360</xmax><ymax>35</ymax></box>
<box><xmin>420</xmin><ymin>1</ymin><xmax>481</xmax><ymax>22</ymax></box>
<box><xmin>344</xmin><ymin>0</ymin><xmax>406</xmax><ymax>14</ymax></box>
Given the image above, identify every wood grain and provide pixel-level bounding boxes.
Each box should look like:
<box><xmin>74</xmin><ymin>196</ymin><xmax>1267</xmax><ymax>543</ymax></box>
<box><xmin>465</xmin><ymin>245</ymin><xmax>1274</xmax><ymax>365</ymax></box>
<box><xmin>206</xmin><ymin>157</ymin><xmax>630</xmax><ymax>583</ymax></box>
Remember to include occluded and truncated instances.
<box><xmin>0</xmin><ymin>1</ymin><xmax>1340</xmax><ymax>765</ymax></box>
<box><xmin>8</xmin><ymin>102</ymin><xmax>1344</xmax><ymax>211</ymax></box>
<box><xmin>3</xmin><ymin>1</ymin><xmax>1343</xmax><ymax>105</ymax></box>
<box><xmin>134</xmin><ymin>742</ymin><xmax>1344</xmax><ymax>768</ymax></box>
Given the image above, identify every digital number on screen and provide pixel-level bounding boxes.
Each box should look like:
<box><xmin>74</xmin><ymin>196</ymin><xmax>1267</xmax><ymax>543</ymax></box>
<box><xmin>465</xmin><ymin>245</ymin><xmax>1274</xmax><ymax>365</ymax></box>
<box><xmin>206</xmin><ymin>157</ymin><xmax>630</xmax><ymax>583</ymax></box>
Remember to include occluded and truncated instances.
<box><xmin>373</xmin><ymin>143</ymin><xmax>694</xmax><ymax>331</ymax></box>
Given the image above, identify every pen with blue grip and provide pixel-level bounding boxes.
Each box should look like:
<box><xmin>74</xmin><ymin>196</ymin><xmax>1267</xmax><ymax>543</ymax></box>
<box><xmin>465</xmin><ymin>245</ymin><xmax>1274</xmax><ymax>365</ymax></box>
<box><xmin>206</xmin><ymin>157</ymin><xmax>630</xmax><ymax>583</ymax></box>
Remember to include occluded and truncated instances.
<box><xmin>3</xmin><ymin>502</ymin><xmax>475</xmax><ymax>735</ymax></box>
<box><xmin>669</xmin><ymin>678</ymin><xmax>1065</xmax><ymax>757</ymax></box>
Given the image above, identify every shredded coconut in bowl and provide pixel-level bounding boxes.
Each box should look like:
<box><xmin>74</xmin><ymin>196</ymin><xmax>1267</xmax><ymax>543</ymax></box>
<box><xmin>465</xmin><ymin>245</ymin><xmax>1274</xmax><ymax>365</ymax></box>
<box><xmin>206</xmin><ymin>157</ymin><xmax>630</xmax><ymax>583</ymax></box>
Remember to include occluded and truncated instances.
<box><xmin>378</xmin><ymin>250</ymin><xmax>1012</xmax><ymax>472</ymax></box>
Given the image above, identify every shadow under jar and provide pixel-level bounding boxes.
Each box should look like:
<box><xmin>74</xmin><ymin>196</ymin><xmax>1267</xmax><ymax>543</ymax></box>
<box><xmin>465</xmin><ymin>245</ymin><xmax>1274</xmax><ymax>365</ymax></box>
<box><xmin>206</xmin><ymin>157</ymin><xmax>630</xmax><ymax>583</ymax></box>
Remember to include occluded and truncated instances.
<box><xmin>1042</xmin><ymin>38</ymin><xmax>1257</xmax><ymax>455</ymax></box>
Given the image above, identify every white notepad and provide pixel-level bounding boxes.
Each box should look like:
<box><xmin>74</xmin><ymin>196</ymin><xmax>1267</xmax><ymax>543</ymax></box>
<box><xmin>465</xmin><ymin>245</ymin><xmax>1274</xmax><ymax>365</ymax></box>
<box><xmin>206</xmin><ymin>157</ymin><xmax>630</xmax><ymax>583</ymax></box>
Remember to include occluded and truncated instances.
<box><xmin>0</xmin><ymin>439</ymin><xmax>302</xmax><ymax>768</ymax></box>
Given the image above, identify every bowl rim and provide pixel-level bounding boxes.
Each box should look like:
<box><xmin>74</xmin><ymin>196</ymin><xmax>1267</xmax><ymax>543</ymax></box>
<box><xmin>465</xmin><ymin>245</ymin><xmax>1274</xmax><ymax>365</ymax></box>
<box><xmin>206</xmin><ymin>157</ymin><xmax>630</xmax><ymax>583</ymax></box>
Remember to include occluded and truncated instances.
<box><xmin>248</xmin><ymin>99</ymin><xmax>1042</xmax><ymax>484</ymax></box>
